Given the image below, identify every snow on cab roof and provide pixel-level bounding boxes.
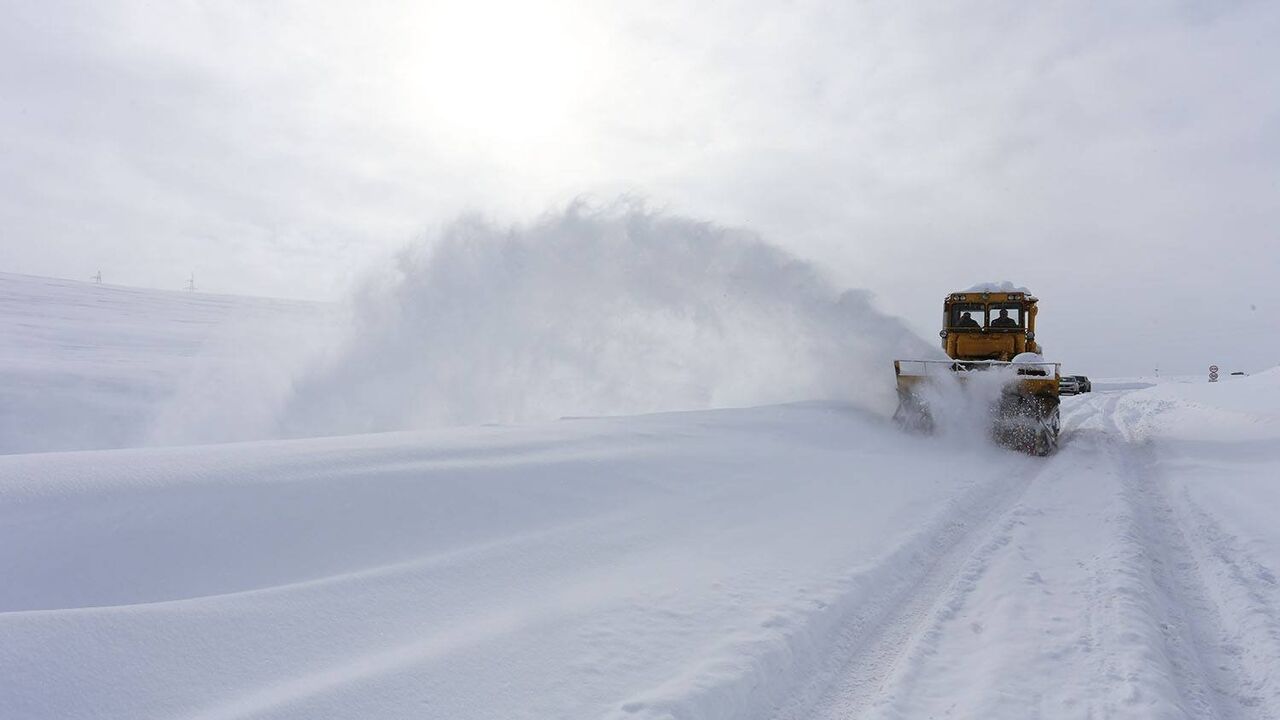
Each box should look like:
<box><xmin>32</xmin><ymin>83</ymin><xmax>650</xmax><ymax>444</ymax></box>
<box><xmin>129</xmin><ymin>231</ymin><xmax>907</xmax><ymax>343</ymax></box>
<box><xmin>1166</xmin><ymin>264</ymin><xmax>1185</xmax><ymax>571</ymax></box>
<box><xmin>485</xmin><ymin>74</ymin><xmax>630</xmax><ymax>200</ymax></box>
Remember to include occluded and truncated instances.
<box><xmin>963</xmin><ymin>281</ymin><xmax>1031</xmax><ymax>293</ymax></box>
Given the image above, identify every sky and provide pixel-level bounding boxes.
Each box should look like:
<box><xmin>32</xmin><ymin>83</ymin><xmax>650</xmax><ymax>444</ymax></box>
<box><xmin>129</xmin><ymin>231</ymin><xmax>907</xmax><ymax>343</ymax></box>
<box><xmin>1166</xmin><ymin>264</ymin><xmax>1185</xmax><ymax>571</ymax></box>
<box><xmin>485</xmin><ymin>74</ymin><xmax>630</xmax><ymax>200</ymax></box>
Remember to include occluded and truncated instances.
<box><xmin>2</xmin><ymin>0</ymin><xmax>1278</xmax><ymax>376</ymax></box>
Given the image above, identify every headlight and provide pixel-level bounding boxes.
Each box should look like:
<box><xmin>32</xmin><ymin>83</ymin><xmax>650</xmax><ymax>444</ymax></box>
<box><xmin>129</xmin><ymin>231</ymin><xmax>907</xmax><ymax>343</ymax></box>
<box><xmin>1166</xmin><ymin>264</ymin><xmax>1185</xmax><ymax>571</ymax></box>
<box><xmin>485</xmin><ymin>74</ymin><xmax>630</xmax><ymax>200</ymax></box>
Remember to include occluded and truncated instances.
<box><xmin>939</xmin><ymin>330</ymin><xmax>948</xmax><ymax>338</ymax></box>
<box><xmin>1026</xmin><ymin>330</ymin><xmax>1035</xmax><ymax>340</ymax></box>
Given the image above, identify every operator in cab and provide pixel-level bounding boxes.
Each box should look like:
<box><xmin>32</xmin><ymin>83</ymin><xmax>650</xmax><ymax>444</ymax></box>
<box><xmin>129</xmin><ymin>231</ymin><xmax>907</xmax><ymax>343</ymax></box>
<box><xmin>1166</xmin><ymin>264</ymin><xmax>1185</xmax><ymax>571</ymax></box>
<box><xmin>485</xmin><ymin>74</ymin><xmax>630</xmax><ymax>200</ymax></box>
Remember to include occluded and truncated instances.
<box><xmin>990</xmin><ymin>308</ymin><xmax>1018</xmax><ymax>328</ymax></box>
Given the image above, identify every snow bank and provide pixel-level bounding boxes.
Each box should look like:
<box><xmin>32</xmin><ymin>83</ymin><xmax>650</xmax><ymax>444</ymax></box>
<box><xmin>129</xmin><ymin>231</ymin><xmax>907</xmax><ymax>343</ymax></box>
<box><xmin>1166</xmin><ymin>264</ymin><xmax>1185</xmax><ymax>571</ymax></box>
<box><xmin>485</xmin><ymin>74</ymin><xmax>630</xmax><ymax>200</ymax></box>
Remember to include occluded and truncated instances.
<box><xmin>272</xmin><ymin>200</ymin><xmax>930</xmax><ymax>439</ymax></box>
<box><xmin>1111</xmin><ymin>367</ymin><xmax>1280</xmax><ymax>443</ymax></box>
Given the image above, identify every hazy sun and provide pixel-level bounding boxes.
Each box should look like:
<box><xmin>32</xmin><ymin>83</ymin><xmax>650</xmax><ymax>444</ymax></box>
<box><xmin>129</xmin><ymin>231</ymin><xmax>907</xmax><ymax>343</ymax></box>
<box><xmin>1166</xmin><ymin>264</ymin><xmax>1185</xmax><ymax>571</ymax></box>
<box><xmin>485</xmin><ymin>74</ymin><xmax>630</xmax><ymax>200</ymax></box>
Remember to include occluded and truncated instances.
<box><xmin>405</xmin><ymin>0</ymin><xmax>596</xmax><ymax>148</ymax></box>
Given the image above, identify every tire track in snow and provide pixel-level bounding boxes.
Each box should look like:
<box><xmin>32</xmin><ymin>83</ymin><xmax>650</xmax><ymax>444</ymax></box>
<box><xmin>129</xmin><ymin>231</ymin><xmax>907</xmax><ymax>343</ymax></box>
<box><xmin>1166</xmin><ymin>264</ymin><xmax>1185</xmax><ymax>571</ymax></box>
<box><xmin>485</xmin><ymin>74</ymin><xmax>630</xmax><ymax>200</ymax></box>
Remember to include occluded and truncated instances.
<box><xmin>1069</xmin><ymin>391</ymin><xmax>1271</xmax><ymax>718</ymax></box>
<box><xmin>780</xmin><ymin>390</ymin><xmax>1276</xmax><ymax>719</ymax></box>
<box><xmin>610</xmin><ymin>450</ymin><xmax>1040</xmax><ymax>720</ymax></box>
<box><xmin>769</xmin><ymin>453</ymin><xmax>1046</xmax><ymax>720</ymax></box>
<box><xmin>1103</xmin><ymin>395</ymin><xmax>1276</xmax><ymax>719</ymax></box>
<box><xmin>1170</xmin><ymin>493</ymin><xmax>1280</xmax><ymax>713</ymax></box>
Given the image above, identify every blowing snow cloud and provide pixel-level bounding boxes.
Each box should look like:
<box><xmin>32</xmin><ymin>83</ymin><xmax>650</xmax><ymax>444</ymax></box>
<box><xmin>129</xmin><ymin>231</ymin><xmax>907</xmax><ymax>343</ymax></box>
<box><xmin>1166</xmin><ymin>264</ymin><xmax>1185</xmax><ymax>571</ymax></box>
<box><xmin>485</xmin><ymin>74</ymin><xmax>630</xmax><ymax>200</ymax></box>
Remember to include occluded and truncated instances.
<box><xmin>275</xmin><ymin>201</ymin><xmax>931</xmax><ymax>437</ymax></box>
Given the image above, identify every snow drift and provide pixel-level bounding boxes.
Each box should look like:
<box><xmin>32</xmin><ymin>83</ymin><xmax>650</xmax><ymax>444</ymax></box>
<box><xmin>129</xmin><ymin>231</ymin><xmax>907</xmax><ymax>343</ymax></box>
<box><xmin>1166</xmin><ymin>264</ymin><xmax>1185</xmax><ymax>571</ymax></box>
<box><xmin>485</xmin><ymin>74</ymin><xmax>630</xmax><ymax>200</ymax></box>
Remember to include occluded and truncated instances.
<box><xmin>274</xmin><ymin>201</ymin><xmax>930</xmax><ymax>438</ymax></box>
<box><xmin>0</xmin><ymin>403</ymin><xmax>1032</xmax><ymax>720</ymax></box>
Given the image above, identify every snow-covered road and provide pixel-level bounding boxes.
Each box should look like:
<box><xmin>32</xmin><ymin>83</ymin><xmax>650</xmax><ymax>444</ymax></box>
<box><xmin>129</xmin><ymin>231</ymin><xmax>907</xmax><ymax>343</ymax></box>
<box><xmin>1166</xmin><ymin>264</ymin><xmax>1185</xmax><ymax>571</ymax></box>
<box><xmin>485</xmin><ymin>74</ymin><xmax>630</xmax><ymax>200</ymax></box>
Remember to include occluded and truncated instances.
<box><xmin>788</xmin><ymin>386</ymin><xmax>1280</xmax><ymax>720</ymax></box>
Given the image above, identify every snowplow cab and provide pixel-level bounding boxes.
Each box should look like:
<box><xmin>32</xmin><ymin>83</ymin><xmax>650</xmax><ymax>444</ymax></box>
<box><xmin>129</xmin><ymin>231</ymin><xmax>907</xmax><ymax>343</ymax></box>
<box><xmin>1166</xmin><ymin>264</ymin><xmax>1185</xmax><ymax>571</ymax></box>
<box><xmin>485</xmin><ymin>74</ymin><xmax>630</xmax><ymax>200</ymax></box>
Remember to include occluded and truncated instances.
<box><xmin>942</xmin><ymin>290</ymin><xmax>1040</xmax><ymax>362</ymax></box>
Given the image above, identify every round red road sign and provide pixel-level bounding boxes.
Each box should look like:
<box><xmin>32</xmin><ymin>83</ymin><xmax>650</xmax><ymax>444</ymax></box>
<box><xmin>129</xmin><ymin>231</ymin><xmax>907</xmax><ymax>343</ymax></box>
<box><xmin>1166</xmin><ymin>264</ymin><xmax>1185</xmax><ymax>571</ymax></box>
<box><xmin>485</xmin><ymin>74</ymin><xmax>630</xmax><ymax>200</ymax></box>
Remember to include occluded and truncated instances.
<box><xmin>1210</xmin><ymin>365</ymin><xmax>1219</xmax><ymax>372</ymax></box>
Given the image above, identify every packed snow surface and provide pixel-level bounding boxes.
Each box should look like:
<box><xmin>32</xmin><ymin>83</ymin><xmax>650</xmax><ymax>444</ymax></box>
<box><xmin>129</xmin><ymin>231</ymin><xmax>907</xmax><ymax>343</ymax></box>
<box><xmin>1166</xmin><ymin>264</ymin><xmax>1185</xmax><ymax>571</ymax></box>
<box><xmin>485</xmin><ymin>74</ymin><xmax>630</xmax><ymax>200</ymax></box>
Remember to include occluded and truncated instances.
<box><xmin>3</xmin><ymin>272</ymin><xmax>1279</xmax><ymax>719</ymax></box>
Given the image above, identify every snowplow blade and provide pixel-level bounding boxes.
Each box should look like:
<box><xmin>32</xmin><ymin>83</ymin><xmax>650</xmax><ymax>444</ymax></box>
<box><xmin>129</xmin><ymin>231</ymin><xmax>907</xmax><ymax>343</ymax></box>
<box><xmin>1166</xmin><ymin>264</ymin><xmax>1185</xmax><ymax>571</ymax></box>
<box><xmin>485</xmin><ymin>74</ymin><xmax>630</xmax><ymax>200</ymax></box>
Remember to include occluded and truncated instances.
<box><xmin>893</xmin><ymin>360</ymin><xmax>1062</xmax><ymax>456</ymax></box>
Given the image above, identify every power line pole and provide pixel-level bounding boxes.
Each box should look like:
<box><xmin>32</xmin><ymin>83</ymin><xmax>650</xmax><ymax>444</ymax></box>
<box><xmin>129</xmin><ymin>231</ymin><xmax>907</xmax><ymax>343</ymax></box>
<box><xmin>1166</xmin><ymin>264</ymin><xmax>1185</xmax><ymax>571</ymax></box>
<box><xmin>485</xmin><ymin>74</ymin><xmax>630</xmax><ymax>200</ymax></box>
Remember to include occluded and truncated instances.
<box><xmin>91</xmin><ymin>270</ymin><xmax>102</xmax><ymax>284</ymax></box>
<box><xmin>186</xmin><ymin>272</ymin><xmax>195</xmax><ymax>292</ymax></box>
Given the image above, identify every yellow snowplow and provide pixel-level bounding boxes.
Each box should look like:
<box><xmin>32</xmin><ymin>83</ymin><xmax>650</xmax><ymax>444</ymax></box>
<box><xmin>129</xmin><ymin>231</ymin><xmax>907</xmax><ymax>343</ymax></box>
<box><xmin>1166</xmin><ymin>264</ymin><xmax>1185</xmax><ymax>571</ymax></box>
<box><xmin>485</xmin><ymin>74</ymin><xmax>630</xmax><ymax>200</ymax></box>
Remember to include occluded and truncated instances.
<box><xmin>893</xmin><ymin>288</ymin><xmax>1088</xmax><ymax>455</ymax></box>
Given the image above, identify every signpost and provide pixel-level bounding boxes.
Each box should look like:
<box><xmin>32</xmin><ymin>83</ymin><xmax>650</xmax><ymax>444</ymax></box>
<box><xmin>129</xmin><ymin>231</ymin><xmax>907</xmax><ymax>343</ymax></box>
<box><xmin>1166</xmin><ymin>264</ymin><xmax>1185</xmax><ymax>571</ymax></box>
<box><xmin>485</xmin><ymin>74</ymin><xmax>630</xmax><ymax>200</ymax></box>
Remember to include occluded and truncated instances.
<box><xmin>1209</xmin><ymin>364</ymin><xmax>1219</xmax><ymax>383</ymax></box>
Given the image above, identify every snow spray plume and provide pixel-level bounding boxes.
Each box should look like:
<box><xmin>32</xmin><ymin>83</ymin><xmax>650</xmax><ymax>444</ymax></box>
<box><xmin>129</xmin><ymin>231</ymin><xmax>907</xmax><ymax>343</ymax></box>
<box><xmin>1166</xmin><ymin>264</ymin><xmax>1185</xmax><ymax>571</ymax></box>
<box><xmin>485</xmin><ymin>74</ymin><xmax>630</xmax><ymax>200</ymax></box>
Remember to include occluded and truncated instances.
<box><xmin>277</xmin><ymin>200</ymin><xmax>932</xmax><ymax>437</ymax></box>
<box><xmin>145</xmin><ymin>302</ymin><xmax>343</xmax><ymax>447</ymax></box>
<box><xmin>912</xmin><ymin>366</ymin><xmax>1021</xmax><ymax>451</ymax></box>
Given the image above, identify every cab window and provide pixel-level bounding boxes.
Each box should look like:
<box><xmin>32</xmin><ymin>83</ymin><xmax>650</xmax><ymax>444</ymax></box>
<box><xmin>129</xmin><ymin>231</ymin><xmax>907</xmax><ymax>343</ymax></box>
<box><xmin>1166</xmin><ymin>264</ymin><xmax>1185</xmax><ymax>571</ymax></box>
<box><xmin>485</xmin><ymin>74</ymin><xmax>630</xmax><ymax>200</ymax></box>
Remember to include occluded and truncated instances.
<box><xmin>948</xmin><ymin>303</ymin><xmax>986</xmax><ymax>329</ymax></box>
<box><xmin>987</xmin><ymin>303</ymin><xmax>1024</xmax><ymax>329</ymax></box>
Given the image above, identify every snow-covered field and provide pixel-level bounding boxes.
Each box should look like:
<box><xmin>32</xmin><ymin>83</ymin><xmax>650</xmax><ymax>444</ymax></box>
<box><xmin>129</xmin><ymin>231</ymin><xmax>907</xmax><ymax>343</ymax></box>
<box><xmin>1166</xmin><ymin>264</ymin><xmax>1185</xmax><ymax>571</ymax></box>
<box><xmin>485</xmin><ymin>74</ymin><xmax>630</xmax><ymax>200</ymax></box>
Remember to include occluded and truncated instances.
<box><xmin>0</xmin><ymin>273</ymin><xmax>327</xmax><ymax>455</ymax></box>
<box><xmin>2</xmin><ymin>273</ymin><xmax>1278</xmax><ymax>719</ymax></box>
